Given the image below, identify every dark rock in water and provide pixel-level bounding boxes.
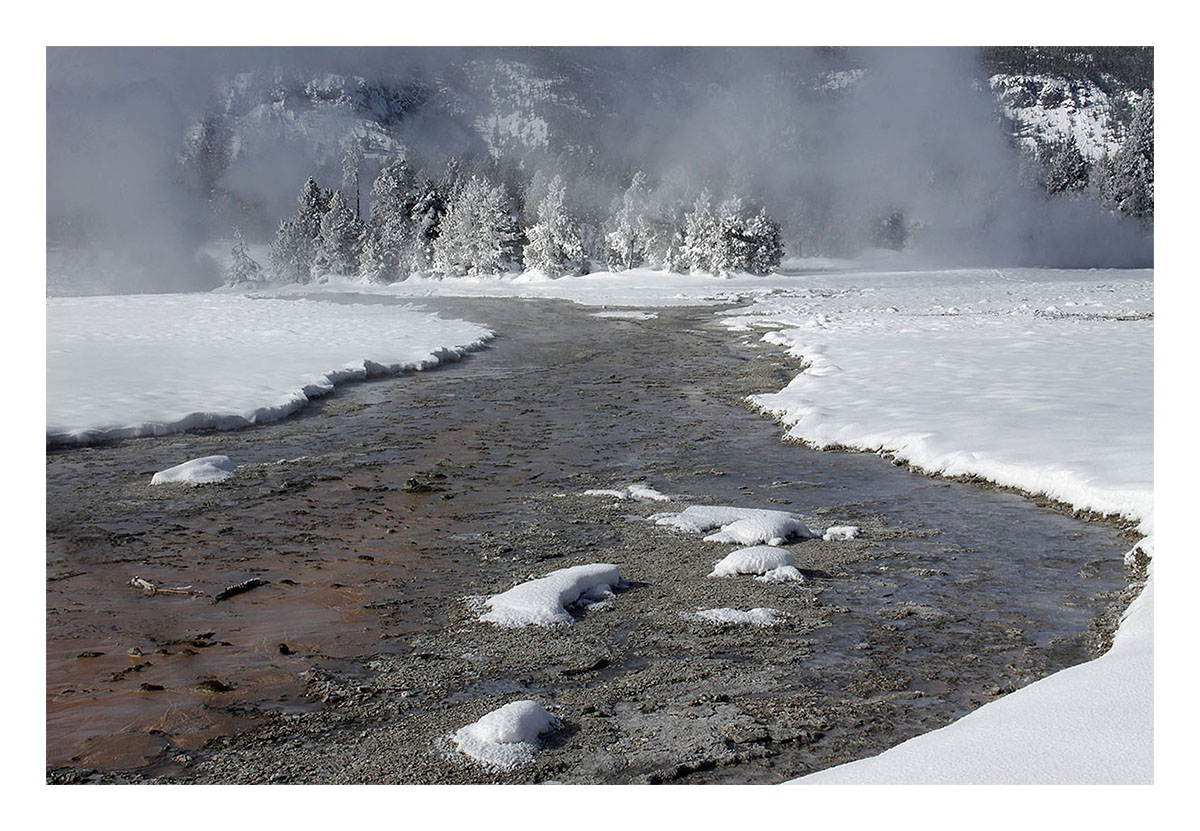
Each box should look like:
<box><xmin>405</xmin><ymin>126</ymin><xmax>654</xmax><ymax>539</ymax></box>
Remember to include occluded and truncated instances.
<box><xmin>138</xmin><ymin>683</ymin><xmax>165</xmax><ymax>692</ymax></box>
<box><xmin>195</xmin><ymin>678</ymin><xmax>234</xmax><ymax>693</ymax></box>
<box><xmin>76</xmin><ymin>651</ymin><xmax>104</xmax><ymax>659</ymax></box>
<box><xmin>278</xmin><ymin>643</ymin><xmax>293</xmax><ymax>655</ymax></box>
<box><xmin>401</xmin><ymin>477</ymin><xmax>441</xmax><ymax>494</ymax></box>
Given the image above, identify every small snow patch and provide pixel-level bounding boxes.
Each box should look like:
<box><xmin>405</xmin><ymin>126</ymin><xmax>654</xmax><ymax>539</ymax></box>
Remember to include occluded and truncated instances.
<box><xmin>823</xmin><ymin>525</ymin><xmax>860</xmax><ymax>541</ymax></box>
<box><xmin>652</xmin><ymin>505</ymin><xmax>816</xmax><ymax>546</ymax></box>
<box><xmin>627</xmin><ymin>484</ymin><xmax>672</xmax><ymax>502</ymax></box>
<box><xmin>583</xmin><ymin>488</ymin><xmax>629</xmax><ymax>500</ymax></box>
<box><xmin>149</xmin><ymin>455</ymin><xmax>237</xmax><ymax>485</ymax></box>
<box><xmin>709</xmin><ymin>545</ymin><xmax>803</xmax><ymax>582</ymax></box>
<box><xmin>591</xmin><ymin>310</ymin><xmax>659</xmax><ymax>320</ymax></box>
<box><xmin>583</xmin><ymin>483</ymin><xmax>672</xmax><ymax>502</ymax></box>
<box><xmin>693</xmin><ymin>607</ymin><xmax>788</xmax><ymax>626</ymax></box>
<box><xmin>756</xmin><ymin>565</ymin><xmax>805</xmax><ymax>583</ymax></box>
<box><xmin>479</xmin><ymin>564</ymin><xmax>622</xmax><ymax>627</ymax></box>
<box><xmin>451</xmin><ymin>700</ymin><xmax>561</xmax><ymax>770</ymax></box>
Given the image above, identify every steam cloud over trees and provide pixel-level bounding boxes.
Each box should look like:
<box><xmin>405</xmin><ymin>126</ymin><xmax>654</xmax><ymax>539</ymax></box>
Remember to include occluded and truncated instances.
<box><xmin>46</xmin><ymin>46</ymin><xmax>1154</xmax><ymax>295</ymax></box>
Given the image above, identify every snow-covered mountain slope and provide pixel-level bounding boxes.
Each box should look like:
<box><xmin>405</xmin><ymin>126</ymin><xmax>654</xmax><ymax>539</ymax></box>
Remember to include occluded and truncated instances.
<box><xmin>990</xmin><ymin>72</ymin><xmax>1146</xmax><ymax>160</ymax></box>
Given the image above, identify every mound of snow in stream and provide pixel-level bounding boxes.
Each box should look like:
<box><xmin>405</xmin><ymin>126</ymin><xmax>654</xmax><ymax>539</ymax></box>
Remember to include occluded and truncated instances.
<box><xmin>451</xmin><ymin>700</ymin><xmax>561</xmax><ymax>770</ymax></box>
<box><xmin>709</xmin><ymin>546</ymin><xmax>805</xmax><ymax>582</ymax></box>
<box><xmin>693</xmin><ymin>607</ymin><xmax>788</xmax><ymax>626</ymax></box>
<box><xmin>149</xmin><ymin>455</ymin><xmax>237</xmax><ymax>485</ymax></box>
<box><xmin>583</xmin><ymin>483</ymin><xmax>672</xmax><ymax>502</ymax></box>
<box><xmin>479</xmin><ymin>564</ymin><xmax>622</xmax><ymax>627</ymax></box>
<box><xmin>652</xmin><ymin>505</ymin><xmax>816</xmax><ymax>546</ymax></box>
<box><xmin>46</xmin><ymin>294</ymin><xmax>494</xmax><ymax>446</ymax></box>
<box><xmin>822</xmin><ymin>525</ymin><xmax>860</xmax><ymax>541</ymax></box>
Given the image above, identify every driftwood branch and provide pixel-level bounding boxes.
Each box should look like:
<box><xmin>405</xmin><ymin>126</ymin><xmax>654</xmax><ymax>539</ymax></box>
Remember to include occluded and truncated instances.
<box><xmin>212</xmin><ymin>577</ymin><xmax>269</xmax><ymax>604</ymax></box>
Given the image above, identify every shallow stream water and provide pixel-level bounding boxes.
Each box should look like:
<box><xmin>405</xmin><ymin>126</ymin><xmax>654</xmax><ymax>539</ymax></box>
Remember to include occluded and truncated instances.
<box><xmin>46</xmin><ymin>295</ymin><xmax>1134</xmax><ymax>782</ymax></box>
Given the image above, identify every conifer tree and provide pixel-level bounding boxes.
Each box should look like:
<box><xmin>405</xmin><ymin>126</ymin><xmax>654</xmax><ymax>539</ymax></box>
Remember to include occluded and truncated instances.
<box><xmin>226</xmin><ymin>227</ymin><xmax>263</xmax><ymax>285</ymax></box>
<box><xmin>409</xmin><ymin>179</ymin><xmax>446</xmax><ymax>273</ymax></box>
<box><xmin>268</xmin><ymin>216</ymin><xmax>315</xmax><ymax>283</ymax></box>
<box><xmin>1043</xmin><ymin>138</ymin><xmax>1090</xmax><ymax>195</ymax></box>
<box><xmin>524</xmin><ymin>175</ymin><xmax>584</xmax><ymax>276</ymax></box>
<box><xmin>359</xmin><ymin>158</ymin><xmax>420</xmax><ymax>282</ymax></box>
<box><xmin>745</xmin><ymin>208</ymin><xmax>785</xmax><ymax>274</ymax></box>
<box><xmin>606</xmin><ymin>171</ymin><xmax>650</xmax><ymax>271</ymax></box>
<box><xmin>316</xmin><ymin>191</ymin><xmax>362</xmax><ymax>277</ymax></box>
<box><xmin>1103</xmin><ymin>90</ymin><xmax>1154</xmax><ymax>221</ymax></box>
<box><xmin>432</xmin><ymin>175</ymin><xmax>521</xmax><ymax>276</ymax></box>
<box><xmin>683</xmin><ymin>189</ymin><xmax>720</xmax><ymax>273</ymax></box>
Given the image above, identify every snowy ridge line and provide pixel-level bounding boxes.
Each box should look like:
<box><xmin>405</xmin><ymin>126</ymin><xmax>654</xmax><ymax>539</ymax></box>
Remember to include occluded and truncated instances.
<box><xmin>46</xmin><ymin>336</ymin><xmax>494</xmax><ymax>448</ymax></box>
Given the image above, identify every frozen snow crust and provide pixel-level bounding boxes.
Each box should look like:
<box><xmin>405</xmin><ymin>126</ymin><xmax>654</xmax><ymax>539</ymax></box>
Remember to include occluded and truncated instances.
<box><xmin>451</xmin><ymin>701</ymin><xmax>561</xmax><ymax>770</ymax></box>
<box><xmin>479</xmin><ymin>564</ymin><xmax>622</xmax><ymax>627</ymax></box>
<box><xmin>46</xmin><ymin>294</ymin><xmax>494</xmax><ymax>446</ymax></box>
<box><xmin>652</xmin><ymin>505</ymin><xmax>817</xmax><ymax>546</ymax></box>
<box><xmin>149</xmin><ymin>455</ymin><xmax>237</xmax><ymax>485</ymax></box>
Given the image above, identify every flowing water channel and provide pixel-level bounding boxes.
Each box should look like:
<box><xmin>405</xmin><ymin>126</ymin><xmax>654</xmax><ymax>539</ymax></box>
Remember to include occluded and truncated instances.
<box><xmin>45</xmin><ymin>295</ymin><xmax>1136</xmax><ymax>783</ymax></box>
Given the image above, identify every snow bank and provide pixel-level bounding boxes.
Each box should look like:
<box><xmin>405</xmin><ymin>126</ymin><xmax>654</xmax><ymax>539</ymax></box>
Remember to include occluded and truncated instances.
<box><xmin>709</xmin><ymin>546</ymin><xmax>804</xmax><ymax>583</ymax></box>
<box><xmin>652</xmin><ymin>505</ymin><xmax>816</xmax><ymax>546</ymax></box>
<box><xmin>694</xmin><ymin>607</ymin><xmax>788</xmax><ymax>626</ymax></box>
<box><xmin>822</xmin><ymin>525</ymin><xmax>860</xmax><ymax>541</ymax></box>
<box><xmin>149</xmin><ymin>455</ymin><xmax>237</xmax><ymax>485</ymax></box>
<box><xmin>451</xmin><ymin>700</ymin><xmax>561</xmax><ymax>770</ymax></box>
<box><xmin>47</xmin><ymin>294</ymin><xmax>494</xmax><ymax>446</ymax></box>
<box><xmin>728</xmin><ymin>269</ymin><xmax>1153</xmax><ymax>533</ymax></box>
<box><xmin>724</xmin><ymin>268</ymin><xmax>1155</xmax><ymax>785</ymax></box>
<box><xmin>794</xmin><ymin>569</ymin><xmax>1153</xmax><ymax>784</ymax></box>
<box><xmin>479</xmin><ymin>564</ymin><xmax>622</xmax><ymax>627</ymax></box>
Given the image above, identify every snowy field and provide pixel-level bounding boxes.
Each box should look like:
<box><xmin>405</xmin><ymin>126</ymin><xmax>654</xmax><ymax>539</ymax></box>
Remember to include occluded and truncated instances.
<box><xmin>46</xmin><ymin>293</ymin><xmax>494</xmax><ymax>445</ymax></box>
<box><xmin>313</xmin><ymin>263</ymin><xmax>1153</xmax><ymax>784</ymax></box>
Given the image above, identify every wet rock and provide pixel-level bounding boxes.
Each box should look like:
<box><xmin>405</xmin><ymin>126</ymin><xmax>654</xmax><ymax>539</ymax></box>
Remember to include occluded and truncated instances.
<box><xmin>195</xmin><ymin>678</ymin><xmax>234</xmax><ymax>693</ymax></box>
<box><xmin>401</xmin><ymin>477</ymin><xmax>441</xmax><ymax>494</ymax></box>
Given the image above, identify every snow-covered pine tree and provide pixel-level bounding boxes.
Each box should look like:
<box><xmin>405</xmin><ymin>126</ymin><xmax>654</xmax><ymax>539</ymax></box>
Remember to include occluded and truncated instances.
<box><xmin>873</xmin><ymin>209</ymin><xmax>909</xmax><ymax>251</ymax></box>
<box><xmin>1103</xmin><ymin>90</ymin><xmax>1153</xmax><ymax>221</ymax></box>
<box><xmin>714</xmin><ymin>196</ymin><xmax>750</xmax><ymax>273</ymax></box>
<box><xmin>409</xmin><ymin>178</ymin><xmax>445</xmax><ymax>274</ymax></box>
<box><xmin>297</xmin><ymin>177</ymin><xmax>331</xmax><ymax>240</ymax></box>
<box><xmin>605</xmin><ymin>171</ymin><xmax>650</xmax><ymax>271</ymax></box>
<box><xmin>683</xmin><ymin>189</ymin><xmax>720</xmax><ymax>273</ymax></box>
<box><xmin>1042</xmin><ymin>137</ymin><xmax>1090</xmax><ymax>195</ymax></box>
<box><xmin>745</xmin><ymin>208</ymin><xmax>784</xmax><ymax>275</ymax></box>
<box><xmin>432</xmin><ymin>175</ymin><xmax>521</xmax><ymax>276</ymax></box>
<box><xmin>268</xmin><ymin>216</ymin><xmax>315</xmax><ymax>283</ymax></box>
<box><xmin>359</xmin><ymin>158</ymin><xmax>419</xmax><ymax>282</ymax></box>
<box><xmin>524</xmin><ymin>175</ymin><xmax>584</xmax><ymax>277</ymax></box>
<box><xmin>226</xmin><ymin>227</ymin><xmax>263</xmax><ymax>285</ymax></box>
<box><xmin>266</xmin><ymin>177</ymin><xmax>333</xmax><ymax>283</ymax></box>
<box><xmin>710</xmin><ymin>198</ymin><xmax>784</xmax><ymax>274</ymax></box>
<box><xmin>315</xmin><ymin>190</ymin><xmax>362</xmax><ymax>278</ymax></box>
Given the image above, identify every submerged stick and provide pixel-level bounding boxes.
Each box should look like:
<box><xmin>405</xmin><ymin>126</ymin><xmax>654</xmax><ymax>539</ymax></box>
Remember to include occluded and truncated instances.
<box><xmin>212</xmin><ymin>577</ymin><xmax>269</xmax><ymax>604</ymax></box>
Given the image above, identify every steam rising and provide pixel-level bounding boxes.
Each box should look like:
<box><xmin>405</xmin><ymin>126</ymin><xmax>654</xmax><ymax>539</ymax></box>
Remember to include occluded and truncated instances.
<box><xmin>46</xmin><ymin>46</ymin><xmax>1151</xmax><ymax>295</ymax></box>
